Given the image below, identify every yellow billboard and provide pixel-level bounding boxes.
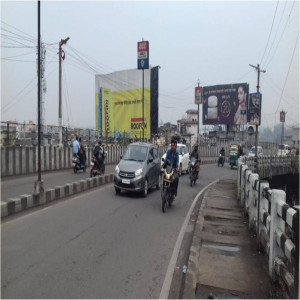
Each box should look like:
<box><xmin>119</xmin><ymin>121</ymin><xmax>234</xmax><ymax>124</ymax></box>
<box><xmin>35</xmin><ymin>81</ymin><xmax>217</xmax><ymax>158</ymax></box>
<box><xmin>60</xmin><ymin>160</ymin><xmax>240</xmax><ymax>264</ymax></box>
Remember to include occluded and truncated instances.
<box><xmin>95</xmin><ymin>68</ymin><xmax>154</xmax><ymax>140</ymax></box>
<box><xmin>112</xmin><ymin>88</ymin><xmax>150</xmax><ymax>139</ymax></box>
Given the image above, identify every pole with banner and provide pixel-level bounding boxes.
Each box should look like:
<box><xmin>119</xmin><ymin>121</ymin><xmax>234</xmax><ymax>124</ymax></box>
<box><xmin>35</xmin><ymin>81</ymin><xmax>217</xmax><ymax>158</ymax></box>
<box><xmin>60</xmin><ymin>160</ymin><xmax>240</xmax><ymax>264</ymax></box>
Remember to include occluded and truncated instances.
<box><xmin>280</xmin><ymin>110</ymin><xmax>286</xmax><ymax>155</ymax></box>
<box><xmin>195</xmin><ymin>84</ymin><xmax>202</xmax><ymax>146</ymax></box>
<box><xmin>249</xmin><ymin>64</ymin><xmax>265</xmax><ymax>173</ymax></box>
<box><xmin>137</xmin><ymin>40</ymin><xmax>149</xmax><ymax>141</ymax></box>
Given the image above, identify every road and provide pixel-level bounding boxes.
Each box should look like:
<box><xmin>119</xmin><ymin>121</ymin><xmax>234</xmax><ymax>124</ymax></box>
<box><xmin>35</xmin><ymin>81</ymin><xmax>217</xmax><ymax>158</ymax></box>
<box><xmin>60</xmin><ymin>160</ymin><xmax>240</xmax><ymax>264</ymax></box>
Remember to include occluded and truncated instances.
<box><xmin>1</xmin><ymin>157</ymin><xmax>217</xmax><ymax>201</ymax></box>
<box><xmin>1</xmin><ymin>163</ymin><xmax>234</xmax><ymax>299</ymax></box>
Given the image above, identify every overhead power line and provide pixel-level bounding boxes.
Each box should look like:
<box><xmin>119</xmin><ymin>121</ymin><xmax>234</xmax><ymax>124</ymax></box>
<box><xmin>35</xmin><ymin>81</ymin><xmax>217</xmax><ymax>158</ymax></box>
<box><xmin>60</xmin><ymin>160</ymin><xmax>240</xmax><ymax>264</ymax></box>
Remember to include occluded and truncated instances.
<box><xmin>275</xmin><ymin>31</ymin><xmax>299</xmax><ymax>114</ymax></box>
<box><xmin>265</xmin><ymin>0</ymin><xmax>296</xmax><ymax>68</ymax></box>
<box><xmin>260</xmin><ymin>0</ymin><xmax>280</xmax><ymax>65</ymax></box>
<box><xmin>263</xmin><ymin>0</ymin><xmax>288</xmax><ymax>65</ymax></box>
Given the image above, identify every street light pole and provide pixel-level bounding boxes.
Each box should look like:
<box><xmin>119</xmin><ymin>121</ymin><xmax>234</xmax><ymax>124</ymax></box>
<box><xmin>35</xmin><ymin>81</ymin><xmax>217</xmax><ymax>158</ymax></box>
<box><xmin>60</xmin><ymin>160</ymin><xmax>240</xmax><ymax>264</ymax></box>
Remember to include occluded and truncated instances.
<box><xmin>249</xmin><ymin>64</ymin><xmax>266</xmax><ymax>173</ymax></box>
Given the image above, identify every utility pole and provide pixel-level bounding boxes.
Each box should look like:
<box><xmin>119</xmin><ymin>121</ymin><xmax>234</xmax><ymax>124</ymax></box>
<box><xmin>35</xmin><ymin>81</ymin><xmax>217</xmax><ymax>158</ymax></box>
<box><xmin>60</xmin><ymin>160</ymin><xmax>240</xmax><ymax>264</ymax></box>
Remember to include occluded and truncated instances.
<box><xmin>197</xmin><ymin>80</ymin><xmax>200</xmax><ymax>147</ymax></box>
<box><xmin>58</xmin><ymin>37</ymin><xmax>70</xmax><ymax>147</ymax></box>
<box><xmin>280</xmin><ymin>110</ymin><xmax>287</xmax><ymax>153</ymax></box>
<box><xmin>34</xmin><ymin>0</ymin><xmax>43</xmax><ymax>193</ymax></box>
<box><xmin>249</xmin><ymin>64</ymin><xmax>266</xmax><ymax>173</ymax></box>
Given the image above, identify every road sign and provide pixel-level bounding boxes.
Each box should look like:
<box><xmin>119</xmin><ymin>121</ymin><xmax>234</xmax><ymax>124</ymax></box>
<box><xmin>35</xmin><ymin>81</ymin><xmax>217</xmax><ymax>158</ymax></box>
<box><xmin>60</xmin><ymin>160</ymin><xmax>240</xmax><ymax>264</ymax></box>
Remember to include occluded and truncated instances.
<box><xmin>280</xmin><ymin>111</ymin><xmax>285</xmax><ymax>122</ymax></box>
<box><xmin>195</xmin><ymin>86</ymin><xmax>202</xmax><ymax>104</ymax></box>
<box><xmin>248</xmin><ymin>126</ymin><xmax>254</xmax><ymax>136</ymax></box>
<box><xmin>137</xmin><ymin>41</ymin><xmax>149</xmax><ymax>69</ymax></box>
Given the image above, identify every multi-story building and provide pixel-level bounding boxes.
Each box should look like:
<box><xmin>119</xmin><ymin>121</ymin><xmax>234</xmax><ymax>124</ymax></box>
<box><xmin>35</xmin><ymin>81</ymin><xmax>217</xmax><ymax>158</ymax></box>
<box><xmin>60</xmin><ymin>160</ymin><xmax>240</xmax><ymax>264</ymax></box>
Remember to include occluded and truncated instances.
<box><xmin>177</xmin><ymin>109</ymin><xmax>198</xmax><ymax>147</ymax></box>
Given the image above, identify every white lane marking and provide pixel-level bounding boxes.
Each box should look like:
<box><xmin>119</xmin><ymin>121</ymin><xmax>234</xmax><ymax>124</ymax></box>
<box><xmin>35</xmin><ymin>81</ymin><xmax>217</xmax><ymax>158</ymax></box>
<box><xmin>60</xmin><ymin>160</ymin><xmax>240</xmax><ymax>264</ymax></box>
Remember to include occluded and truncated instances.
<box><xmin>159</xmin><ymin>173</ymin><xmax>232</xmax><ymax>299</ymax></box>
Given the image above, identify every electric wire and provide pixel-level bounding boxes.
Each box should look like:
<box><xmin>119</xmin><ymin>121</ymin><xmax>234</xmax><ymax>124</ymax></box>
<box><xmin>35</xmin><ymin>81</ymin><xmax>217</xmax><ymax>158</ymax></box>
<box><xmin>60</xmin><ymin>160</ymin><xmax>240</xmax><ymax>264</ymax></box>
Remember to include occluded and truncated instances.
<box><xmin>2</xmin><ymin>65</ymin><xmax>58</xmax><ymax>113</ymax></box>
<box><xmin>265</xmin><ymin>0</ymin><xmax>296</xmax><ymax>68</ymax></box>
<box><xmin>260</xmin><ymin>0</ymin><xmax>280</xmax><ymax>65</ymax></box>
<box><xmin>274</xmin><ymin>31</ymin><xmax>299</xmax><ymax>114</ymax></box>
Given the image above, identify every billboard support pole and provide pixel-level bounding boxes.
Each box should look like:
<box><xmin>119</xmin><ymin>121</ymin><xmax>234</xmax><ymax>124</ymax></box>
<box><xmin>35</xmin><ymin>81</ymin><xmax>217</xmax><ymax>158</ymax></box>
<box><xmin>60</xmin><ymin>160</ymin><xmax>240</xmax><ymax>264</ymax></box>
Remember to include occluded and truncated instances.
<box><xmin>249</xmin><ymin>63</ymin><xmax>266</xmax><ymax>173</ymax></box>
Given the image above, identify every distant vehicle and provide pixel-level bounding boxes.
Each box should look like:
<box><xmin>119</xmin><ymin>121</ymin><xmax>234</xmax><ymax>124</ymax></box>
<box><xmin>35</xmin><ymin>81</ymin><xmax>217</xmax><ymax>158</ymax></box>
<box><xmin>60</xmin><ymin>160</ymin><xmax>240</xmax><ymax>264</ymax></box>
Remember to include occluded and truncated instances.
<box><xmin>248</xmin><ymin>146</ymin><xmax>263</xmax><ymax>157</ymax></box>
<box><xmin>161</xmin><ymin>143</ymin><xmax>190</xmax><ymax>176</ymax></box>
<box><xmin>277</xmin><ymin>144</ymin><xmax>291</xmax><ymax>156</ymax></box>
<box><xmin>229</xmin><ymin>144</ymin><xmax>239</xmax><ymax>169</ymax></box>
<box><xmin>114</xmin><ymin>142</ymin><xmax>160</xmax><ymax>197</ymax></box>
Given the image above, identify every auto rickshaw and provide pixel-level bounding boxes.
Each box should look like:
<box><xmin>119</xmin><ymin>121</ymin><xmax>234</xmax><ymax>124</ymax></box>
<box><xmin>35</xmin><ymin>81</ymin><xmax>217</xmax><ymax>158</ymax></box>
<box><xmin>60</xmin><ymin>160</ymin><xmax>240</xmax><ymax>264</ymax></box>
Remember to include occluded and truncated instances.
<box><xmin>229</xmin><ymin>144</ymin><xmax>239</xmax><ymax>169</ymax></box>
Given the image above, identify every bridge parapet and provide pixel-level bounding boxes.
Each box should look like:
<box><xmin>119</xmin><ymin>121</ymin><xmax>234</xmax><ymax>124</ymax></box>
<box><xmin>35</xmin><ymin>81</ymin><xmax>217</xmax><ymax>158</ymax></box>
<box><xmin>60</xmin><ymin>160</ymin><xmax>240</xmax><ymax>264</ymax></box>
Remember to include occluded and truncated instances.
<box><xmin>237</xmin><ymin>158</ymin><xmax>299</xmax><ymax>298</ymax></box>
<box><xmin>240</xmin><ymin>155</ymin><xmax>299</xmax><ymax>178</ymax></box>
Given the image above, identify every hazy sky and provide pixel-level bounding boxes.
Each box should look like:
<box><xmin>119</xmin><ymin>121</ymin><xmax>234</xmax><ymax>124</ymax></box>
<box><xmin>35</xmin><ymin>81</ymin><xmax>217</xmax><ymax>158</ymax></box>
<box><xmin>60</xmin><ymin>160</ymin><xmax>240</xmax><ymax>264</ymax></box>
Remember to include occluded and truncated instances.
<box><xmin>1</xmin><ymin>0</ymin><xmax>299</xmax><ymax>130</ymax></box>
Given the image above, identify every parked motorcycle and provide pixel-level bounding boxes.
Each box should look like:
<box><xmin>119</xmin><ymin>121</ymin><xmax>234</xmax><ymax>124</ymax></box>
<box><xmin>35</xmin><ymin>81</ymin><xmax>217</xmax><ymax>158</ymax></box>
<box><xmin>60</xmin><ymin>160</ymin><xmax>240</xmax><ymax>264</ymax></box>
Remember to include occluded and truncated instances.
<box><xmin>72</xmin><ymin>154</ymin><xmax>86</xmax><ymax>173</ymax></box>
<box><xmin>161</xmin><ymin>158</ymin><xmax>176</xmax><ymax>213</ymax></box>
<box><xmin>218</xmin><ymin>154</ymin><xmax>225</xmax><ymax>167</ymax></box>
<box><xmin>90</xmin><ymin>151</ymin><xmax>107</xmax><ymax>177</ymax></box>
<box><xmin>190</xmin><ymin>157</ymin><xmax>201</xmax><ymax>187</ymax></box>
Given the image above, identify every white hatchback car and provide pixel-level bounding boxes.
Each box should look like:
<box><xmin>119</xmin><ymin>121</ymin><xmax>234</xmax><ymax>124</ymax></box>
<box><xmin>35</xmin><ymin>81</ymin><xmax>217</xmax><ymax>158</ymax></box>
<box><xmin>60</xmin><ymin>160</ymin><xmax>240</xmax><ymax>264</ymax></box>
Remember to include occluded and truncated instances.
<box><xmin>161</xmin><ymin>143</ymin><xmax>190</xmax><ymax>176</ymax></box>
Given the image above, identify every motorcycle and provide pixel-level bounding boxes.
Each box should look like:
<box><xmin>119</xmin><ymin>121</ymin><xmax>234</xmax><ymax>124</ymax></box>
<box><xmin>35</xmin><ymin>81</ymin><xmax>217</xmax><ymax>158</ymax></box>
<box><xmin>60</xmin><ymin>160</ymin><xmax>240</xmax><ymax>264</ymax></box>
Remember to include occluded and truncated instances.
<box><xmin>161</xmin><ymin>158</ymin><xmax>176</xmax><ymax>213</ymax></box>
<box><xmin>90</xmin><ymin>151</ymin><xmax>107</xmax><ymax>177</ymax></box>
<box><xmin>189</xmin><ymin>157</ymin><xmax>201</xmax><ymax>187</ymax></box>
<box><xmin>72</xmin><ymin>154</ymin><xmax>86</xmax><ymax>173</ymax></box>
<box><xmin>218</xmin><ymin>154</ymin><xmax>225</xmax><ymax>167</ymax></box>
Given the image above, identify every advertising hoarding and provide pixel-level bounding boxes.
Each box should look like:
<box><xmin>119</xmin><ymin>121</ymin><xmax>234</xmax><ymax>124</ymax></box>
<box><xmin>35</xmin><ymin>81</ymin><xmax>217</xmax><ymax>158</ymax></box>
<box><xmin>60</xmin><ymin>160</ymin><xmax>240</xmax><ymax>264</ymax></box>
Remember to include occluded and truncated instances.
<box><xmin>202</xmin><ymin>83</ymin><xmax>249</xmax><ymax>125</ymax></box>
<box><xmin>248</xmin><ymin>92</ymin><xmax>261</xmax><ymax>125</ymax></box>
<box><xmin>95</xmin><ymin>68</ymin><xmax>158</xmax><ymax>139</ymax></box>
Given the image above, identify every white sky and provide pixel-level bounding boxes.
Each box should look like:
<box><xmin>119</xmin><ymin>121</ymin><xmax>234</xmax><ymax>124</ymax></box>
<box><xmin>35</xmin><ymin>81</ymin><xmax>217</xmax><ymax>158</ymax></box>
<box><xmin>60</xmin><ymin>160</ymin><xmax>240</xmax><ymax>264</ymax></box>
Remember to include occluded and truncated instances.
<box><xmin>1</xmin><ymin>0</ymin><xmax>299</xmax><ymax>130</ymax></box>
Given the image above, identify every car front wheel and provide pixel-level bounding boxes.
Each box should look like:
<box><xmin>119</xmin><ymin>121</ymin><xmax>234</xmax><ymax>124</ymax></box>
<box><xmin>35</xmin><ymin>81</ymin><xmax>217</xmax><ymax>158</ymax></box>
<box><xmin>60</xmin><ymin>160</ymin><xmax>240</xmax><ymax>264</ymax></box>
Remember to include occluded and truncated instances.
<box><xmin>142</xmin><ymin>179</ymin><xmax>148</xmax><ymax>197</ymax></box>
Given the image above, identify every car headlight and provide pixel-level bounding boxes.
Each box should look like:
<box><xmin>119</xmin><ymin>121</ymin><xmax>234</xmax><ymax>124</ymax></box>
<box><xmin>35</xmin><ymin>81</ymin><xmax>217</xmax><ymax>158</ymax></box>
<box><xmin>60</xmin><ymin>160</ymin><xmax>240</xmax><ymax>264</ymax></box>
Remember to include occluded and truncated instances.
<box><xmin>135</xmin><ymin>168</ymin><xmax>143</xmax><ymax>177</ymax></box>
<box><xmin>115</xmin><ymin>165</ymin><xmax>120</xmax><ymax>174</ymax></box>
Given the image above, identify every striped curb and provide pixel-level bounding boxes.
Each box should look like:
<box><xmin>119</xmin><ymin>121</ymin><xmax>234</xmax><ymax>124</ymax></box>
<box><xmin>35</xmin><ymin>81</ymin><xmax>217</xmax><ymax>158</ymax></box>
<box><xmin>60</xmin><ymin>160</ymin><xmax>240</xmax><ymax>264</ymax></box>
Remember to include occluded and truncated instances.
<box><xmin>1</xmin><ymin>173</ymin><xmax>115</xmax><ymax>219</ymax></box>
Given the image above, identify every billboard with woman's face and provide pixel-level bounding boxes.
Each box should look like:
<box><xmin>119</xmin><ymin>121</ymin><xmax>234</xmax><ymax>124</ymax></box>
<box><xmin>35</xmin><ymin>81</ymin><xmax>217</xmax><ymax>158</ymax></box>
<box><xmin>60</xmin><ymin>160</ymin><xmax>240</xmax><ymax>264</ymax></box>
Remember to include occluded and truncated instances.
<box><xmin>202</xmin><ymin>83</ymin><xmax>249</xmax><ymax>125</ymax></box>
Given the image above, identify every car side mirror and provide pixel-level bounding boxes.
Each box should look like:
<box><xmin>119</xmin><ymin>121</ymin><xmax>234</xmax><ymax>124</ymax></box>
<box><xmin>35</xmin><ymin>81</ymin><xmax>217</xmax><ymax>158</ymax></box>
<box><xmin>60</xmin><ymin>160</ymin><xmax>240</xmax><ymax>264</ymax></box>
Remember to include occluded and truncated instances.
<box><xmin>148</xmin><ymin>157</ymin><xmax>154</xmax><ymax>163</ymax></box>
<box><xmin>120</xmin><ymin>155</ymin><xmax>123</xmax><ymax>159</ymax></box>
<box><xmin>162</xmin><ymin>157</ymin><xmax>165</xmax><ymax>162</ymax></box>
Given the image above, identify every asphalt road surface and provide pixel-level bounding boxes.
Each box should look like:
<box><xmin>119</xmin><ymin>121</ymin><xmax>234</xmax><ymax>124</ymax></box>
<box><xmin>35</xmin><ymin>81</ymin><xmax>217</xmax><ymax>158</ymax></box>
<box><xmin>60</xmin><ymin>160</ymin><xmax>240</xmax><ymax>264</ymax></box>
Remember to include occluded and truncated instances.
<box><xmin>1</xmin><ymin>163</ymin><xmax>235</xmax><ymax>299</ymax></box>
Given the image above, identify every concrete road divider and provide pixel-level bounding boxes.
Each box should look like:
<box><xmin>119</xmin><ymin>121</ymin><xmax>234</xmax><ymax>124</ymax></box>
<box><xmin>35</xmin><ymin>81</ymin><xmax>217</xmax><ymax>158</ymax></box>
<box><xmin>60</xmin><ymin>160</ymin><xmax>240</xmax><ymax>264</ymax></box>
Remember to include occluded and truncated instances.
<box><xmin>1</xmin><ymin>173</ymin><xmax>115</xmax><ymax>219</ymax></box>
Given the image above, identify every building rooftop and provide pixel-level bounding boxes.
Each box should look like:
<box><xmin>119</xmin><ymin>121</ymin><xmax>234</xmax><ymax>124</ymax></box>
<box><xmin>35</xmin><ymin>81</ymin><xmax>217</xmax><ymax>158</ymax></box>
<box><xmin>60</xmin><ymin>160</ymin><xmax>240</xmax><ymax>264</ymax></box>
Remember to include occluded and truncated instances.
<box><xmin>186</xmin><ymin>109</ymin><xmax>198</xmax><ymax>114</ymax></box>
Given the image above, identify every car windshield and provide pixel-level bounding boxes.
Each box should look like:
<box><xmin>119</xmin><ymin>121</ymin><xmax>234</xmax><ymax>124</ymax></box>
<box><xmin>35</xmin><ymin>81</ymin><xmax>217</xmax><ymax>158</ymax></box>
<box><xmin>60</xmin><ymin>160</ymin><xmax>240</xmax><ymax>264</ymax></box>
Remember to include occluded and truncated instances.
<box><xmin>123</xmin><ymin>146</ymin><xmax>147</xmax><ymax>162</ymax></box>
<box><xmin>230</xmin><ymin>147</ymin><xmax>238</xmax><ymax>153</ymax></box>
<box><xmin>279</xmin><ymin>145</ymin><xmax>286</xmax><ymax>150</ymax></box>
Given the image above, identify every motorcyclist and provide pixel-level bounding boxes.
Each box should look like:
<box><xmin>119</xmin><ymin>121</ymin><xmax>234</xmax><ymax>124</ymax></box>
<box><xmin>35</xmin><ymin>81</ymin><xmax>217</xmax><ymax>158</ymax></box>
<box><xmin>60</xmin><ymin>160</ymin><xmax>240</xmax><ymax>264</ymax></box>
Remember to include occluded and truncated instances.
<box><xmin>190</xmin><ymin>145</ymin><xmax>200</xmax><ymax>178</ymax></box>
<box><xmin>78</xmin><ymin>137</ymin><xmax>86</xmax><ymax>167</ymax></box>
<box><xmin>93</xmin><ymin>140</ymin><xmax>105</xmax><ymax>172</ymax></box>
<box><xmin>238</xmin><ymin>145</ymin><xmax>244</xmax><ymax>158</ymax></box>
<box><xmin>164</xmin><ymin>139</ymin><xmax>179</xmax><ymax>201</ymax></box>
<box><xmin>220</xmin><ymin>146</ymin><xmax>225</xmax><ymax>164</ymax></box>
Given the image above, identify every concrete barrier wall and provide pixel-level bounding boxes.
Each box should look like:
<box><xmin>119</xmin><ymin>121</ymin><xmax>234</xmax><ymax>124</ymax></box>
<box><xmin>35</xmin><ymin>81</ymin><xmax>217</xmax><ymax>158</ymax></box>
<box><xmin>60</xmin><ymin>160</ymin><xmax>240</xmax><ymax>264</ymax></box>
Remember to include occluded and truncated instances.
<box><xmin>237</xmin><ymin>158</ymin><xmax>299</xmax><ymax>298</ymax></box>
<box><xmin>1</xmin><ymin>145</ymin><xmax>222</xmax><ymax>177</ymax></box>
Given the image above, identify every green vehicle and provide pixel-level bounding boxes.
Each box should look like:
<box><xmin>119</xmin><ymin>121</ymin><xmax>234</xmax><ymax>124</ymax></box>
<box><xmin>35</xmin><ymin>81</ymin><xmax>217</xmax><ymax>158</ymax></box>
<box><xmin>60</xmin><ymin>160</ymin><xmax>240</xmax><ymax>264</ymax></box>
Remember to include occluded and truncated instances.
<box><xmin>229</xmin><ymin>144</ymin><xmax>239</xmax><ymax>169</ymax></box>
